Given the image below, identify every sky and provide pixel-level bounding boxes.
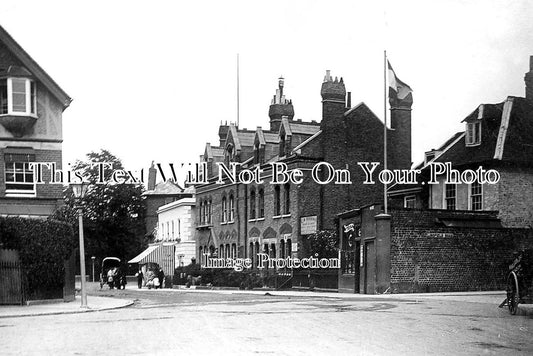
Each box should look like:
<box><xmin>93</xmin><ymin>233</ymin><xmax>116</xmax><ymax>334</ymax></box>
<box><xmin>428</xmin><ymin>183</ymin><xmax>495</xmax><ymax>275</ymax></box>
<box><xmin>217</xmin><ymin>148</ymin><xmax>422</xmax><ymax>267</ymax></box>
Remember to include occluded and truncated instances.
<box><xmin>1</xmin><ymin>0</ymin><xmax>532</xmax><ymax>180</ymax></box>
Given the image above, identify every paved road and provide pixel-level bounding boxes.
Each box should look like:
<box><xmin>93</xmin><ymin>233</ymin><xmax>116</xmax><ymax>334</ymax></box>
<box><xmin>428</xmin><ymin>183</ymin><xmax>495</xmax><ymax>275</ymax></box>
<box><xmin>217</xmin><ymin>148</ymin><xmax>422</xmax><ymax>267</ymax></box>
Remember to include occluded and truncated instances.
<box><xmin>0</xmin><ymin>285</ymin><xmax>532</xmax><ymax>355</ymax></box>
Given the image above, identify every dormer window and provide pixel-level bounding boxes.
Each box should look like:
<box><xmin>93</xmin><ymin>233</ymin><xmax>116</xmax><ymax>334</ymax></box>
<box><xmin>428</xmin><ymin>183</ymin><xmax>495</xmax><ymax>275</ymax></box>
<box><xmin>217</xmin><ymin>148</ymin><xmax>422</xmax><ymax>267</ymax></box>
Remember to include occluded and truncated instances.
<box><xmin>0</xmin><ymin>78</ymin><xmax>37</xmax><ymax>116</ymax></box>
<box><xmin>466</xmin><ymin>121</ymin><xmax>481</xmax><ymax>146</ymax></box>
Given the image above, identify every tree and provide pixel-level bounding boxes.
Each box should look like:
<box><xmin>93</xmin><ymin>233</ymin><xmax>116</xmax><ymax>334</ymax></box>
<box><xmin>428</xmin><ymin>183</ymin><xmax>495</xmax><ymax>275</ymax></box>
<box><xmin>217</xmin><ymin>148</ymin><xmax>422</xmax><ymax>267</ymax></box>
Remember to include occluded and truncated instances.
<box><xmin>53</xmin><ymin>149</ymin><xmax>149</xmax><ymax>269</ymax></box>
<box><xmin>304</xmin><ymin>230</ymin><xmax>339</xmax><ymax>259</ymax></box>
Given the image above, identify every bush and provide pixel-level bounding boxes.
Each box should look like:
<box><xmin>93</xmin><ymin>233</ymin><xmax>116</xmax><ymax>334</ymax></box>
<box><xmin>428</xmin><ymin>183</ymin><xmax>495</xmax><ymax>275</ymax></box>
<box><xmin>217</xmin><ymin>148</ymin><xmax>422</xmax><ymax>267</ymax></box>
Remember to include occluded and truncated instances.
<box><xmin>173</xmin><ymin>266</ymin><xmax>267</xmax><ymax>289</ymax></box>
<box><xmin>0</xmin><ymin>217</ymin><xmax>75</xmax><ymax>299</ymax></box>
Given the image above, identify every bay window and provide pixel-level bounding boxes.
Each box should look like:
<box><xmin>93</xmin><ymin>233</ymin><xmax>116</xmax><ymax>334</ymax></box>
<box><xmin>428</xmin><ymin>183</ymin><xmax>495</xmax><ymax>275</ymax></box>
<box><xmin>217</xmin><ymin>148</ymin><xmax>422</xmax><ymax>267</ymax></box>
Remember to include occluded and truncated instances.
<box><xmin>0</xmin><ymin>78</ymin><xmax>37</xmax><ymax>116</ymax></box>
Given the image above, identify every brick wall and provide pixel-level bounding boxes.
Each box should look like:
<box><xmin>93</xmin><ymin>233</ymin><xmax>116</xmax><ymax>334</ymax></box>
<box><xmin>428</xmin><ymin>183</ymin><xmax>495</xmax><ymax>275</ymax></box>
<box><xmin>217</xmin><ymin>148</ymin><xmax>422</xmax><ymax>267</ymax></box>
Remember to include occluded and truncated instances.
<box><xmin>389</xmin><ymin>208</ymin><xmax>532</xmax><ymax>293</ymax></box>
<box><xmin>495</xmin><ymin>167</ymin><xmax>533</xmax><ymax>228</ymax></box>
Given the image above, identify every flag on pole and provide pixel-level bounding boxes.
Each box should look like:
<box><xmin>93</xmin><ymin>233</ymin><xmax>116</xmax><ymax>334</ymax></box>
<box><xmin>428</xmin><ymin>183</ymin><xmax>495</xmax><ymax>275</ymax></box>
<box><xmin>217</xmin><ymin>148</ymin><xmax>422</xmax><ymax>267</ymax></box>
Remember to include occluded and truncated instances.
<box><xmin>387</xmin><ymin>60</ymin><xmax>412</xmax><ymax>100</ymax></box>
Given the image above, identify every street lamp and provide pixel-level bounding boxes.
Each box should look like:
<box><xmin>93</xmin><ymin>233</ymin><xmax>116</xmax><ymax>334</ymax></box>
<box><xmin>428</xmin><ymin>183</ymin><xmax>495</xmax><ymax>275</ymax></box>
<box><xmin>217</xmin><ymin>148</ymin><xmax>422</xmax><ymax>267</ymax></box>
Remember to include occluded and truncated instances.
<box><xmin>71</xmin><ymin>182</ymin><xmax>89</xmax><ymax>308</ymax></box>
<box><xmin>91</xmin><ymin>256</ymin><xmax>96</xmax><ymax>283</ymax></box>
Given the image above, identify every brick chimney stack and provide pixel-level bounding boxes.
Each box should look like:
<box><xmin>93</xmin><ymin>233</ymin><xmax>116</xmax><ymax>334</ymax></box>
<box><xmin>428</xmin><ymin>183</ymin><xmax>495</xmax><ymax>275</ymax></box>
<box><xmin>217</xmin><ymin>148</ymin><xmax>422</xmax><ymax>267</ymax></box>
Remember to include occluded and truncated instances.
<box><xmin>268</xmin><ymin>76</ymin><xmax>294</xmax><ymax>132</ymax></box>
<box><xmin>525</xmin><ymin>56</ymin><xmax>533</xmax><ymax>101</ymax></box>
<box><xmin>389</xmin><ymin>85</ymin><xmax>413</xmax><ymax>170</ymax></box>
<box><xmin>147</xmin><ymin>161</ymin><xmax>156</xmax><ymax>191</ymax></box>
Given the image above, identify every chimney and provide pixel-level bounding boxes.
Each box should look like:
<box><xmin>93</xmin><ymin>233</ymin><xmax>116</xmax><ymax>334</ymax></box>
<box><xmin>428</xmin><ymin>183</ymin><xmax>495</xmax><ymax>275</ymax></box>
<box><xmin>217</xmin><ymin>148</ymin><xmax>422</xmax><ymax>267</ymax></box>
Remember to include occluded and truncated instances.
<box><xmin>525</xmin><ymin>56</ymin><xmax>533</xmax><ymax>101</ymax></box>
<box><xmin>147</xmin><ymin>161</ymin><xmax>156</xmax><ymax>191</ymax></box>
<box><xmin>320</xmin><ymin>70</ymin><xmax>346</xmax><ymax>127</ymax></box>
<box><xmin>219</xmin><ymin>121</ymin><xmax>229</xmax><ymax>147</ymax></box>
<box><xmin>389</xmin><ymin>86</ymin><xmax>413</xmax><ymax>170</ymax></box>
<box><xmin>269</xmin><ymin>76</ymin><xmax>294</xmax><ymax>131</ymax></box>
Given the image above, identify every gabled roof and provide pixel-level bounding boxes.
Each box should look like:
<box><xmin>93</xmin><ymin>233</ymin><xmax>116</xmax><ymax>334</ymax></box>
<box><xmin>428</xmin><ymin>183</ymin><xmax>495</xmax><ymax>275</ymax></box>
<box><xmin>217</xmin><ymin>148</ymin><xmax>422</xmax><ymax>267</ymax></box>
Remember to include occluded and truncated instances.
<box><xmin>433</xmin><ymin>96</ymin><xmax>533</xmax><ymax>167</ymax></box>
<box><xmin>255</xmin><ymin>127</ymin><xmax>266</xmax><ymax>146</ymax></box>
<box><xmin>0</xmin><ymin>25</ymin><xmax>72</xmax><ymax>109</ymax></box>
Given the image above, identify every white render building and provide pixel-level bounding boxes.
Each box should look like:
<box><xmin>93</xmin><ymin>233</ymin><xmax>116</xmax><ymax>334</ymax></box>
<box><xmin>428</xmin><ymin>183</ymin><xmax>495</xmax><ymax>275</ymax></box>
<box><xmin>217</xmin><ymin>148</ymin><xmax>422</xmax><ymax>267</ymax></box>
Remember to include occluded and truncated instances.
<box><xmin>156</xmin><ymin>196</ymin><xmax>196</xmax><ymax>268</ymax></box>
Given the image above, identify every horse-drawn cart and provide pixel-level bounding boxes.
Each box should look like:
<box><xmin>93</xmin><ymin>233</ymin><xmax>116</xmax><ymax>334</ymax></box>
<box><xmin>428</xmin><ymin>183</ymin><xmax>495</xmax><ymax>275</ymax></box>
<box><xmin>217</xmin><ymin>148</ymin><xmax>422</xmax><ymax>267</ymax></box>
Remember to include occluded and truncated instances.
<box><xmin>502</xmin><ymin>248</ymin><xmax>533</xmax><ymax>315</ymax></box>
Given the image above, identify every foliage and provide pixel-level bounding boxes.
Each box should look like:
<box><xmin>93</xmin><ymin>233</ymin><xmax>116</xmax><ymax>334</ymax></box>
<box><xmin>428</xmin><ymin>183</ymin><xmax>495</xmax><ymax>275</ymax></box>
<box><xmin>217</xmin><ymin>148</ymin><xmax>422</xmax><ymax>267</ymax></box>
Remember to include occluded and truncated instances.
<box><xmin>304</xmin><ymin>230</ymin><xmax>339</xmax><ymax>259</ymax></box>
<box><xmin>0</xmin><ymin>217</ymin><xmax>75</xmax><ymax>298</ymax></box>
<box><xmin>52</xmin><ymin>149</ymin><xmax>148</xmax><ymax>266</ymax></box>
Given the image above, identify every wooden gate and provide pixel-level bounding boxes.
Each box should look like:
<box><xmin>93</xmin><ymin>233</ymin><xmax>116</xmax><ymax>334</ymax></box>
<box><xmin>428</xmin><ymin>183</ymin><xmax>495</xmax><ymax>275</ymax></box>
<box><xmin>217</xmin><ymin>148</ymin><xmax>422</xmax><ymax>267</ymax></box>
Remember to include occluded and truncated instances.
<box><xmin>0</xmin><ymin>249</ymin><xmax>25</xmax><ymax>305</ymax></box>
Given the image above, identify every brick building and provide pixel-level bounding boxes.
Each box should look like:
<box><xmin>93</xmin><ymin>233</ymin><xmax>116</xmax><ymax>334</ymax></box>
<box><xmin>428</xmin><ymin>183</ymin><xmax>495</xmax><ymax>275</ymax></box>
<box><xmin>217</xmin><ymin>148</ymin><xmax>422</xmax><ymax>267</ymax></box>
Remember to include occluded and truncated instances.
<box><xmin>195</xmin><ymin>72</ymin><xmax>412</xmax><ymax>265</ymax></box>
<box><xmin>0</xmin><ymin>25</ymin><xmax>71</xmax><ymax>218</ymax></box>
<box><xmin>389</xmin><ymin>56</ymin><xmax>533</xmax><ymax>229</ymax></box>
<box><xmin>337</xmin><ymin>56</ymin><xmax>533</xmax><ymax>294</ymax></box>
<box><xmin>338</xmin><ymin>205</ymin><xmax>532</xmax><ymax>294</ymax></box>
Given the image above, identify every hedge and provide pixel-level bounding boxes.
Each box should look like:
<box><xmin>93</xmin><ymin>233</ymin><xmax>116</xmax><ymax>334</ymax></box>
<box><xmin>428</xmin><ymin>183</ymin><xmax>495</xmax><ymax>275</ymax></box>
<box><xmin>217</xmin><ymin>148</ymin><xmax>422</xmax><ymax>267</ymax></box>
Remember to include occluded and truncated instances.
<box><xmin>0</xmin><ymin>217</ymin><xmax>75</xmax><ymax>300</ymax></box>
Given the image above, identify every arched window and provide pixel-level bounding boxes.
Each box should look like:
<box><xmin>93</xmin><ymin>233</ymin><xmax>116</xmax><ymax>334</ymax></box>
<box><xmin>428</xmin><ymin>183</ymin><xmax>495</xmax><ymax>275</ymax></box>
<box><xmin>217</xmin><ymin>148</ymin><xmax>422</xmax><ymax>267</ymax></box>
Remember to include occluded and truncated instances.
<box><xmin>250</xmin><ymin>189</ymin><xmax>256</xmax><ymax>219</ymax></box>
<box><xmin>284</xmin><ymin>183</ymin><xmax>290</xmax><ymax>215</ymax></box>
<box><xmin>231</xmin><ymin>243</ymin><xmax>236</xmax><ymax>259</ymax></box>
<box><xmin>219</xmin><ymin>244</ymin><xmax>224</xmax><ymax>258</ymax></box>
<box><xmin>222</xmin><ymin>196</ymin><xmax>227</xmax><ymax>222</ymax></box>
<box><xmin>249</xmin><ymin>242</ymin><xmax>254</xmax><ymax>267</ymax></box>
<box><xmin>274</xmin><ymin>186</ymin><xmax>281</xmax><ymax>216</ymax></box>
<box><xmin>199</xmin><ymin>246</ymin><xmax>203</xmax><ymax>265</ymax></box>
<box><xmin>287</xmin><ymin>239</ymin><xmax>292</xmax><ymax>257</ymax></box>
<box><xmin>229</xmin><ymin>194</ymin><xmax>235</xmax><ymax>222</ymax></box>
<box><xmin>258</xmin><ymin>189</ymin><xmax>264</xmax><ymax>218</ymax></box>
<box><xmin>225</xmin><ymin>244</ymin><xmax>230</xmax><ymax>259</ymax></box>
<box><xmin>280</xmin><ymin>135</ymin><xmax>286</xmax><ymax>157</ymax></box>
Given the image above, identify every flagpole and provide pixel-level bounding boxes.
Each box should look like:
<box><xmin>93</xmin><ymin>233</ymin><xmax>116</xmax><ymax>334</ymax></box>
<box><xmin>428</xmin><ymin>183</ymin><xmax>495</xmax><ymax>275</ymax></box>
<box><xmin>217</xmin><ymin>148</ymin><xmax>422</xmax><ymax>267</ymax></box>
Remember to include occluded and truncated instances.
<box><xmin>383</xmin><ymin>50</ymin><xmax>388</xmax><ymax>214</ymax></box>
<box><xmin>237</xmin><ymin>53</ymin><xmax>240</xmax><ymax>128</ymax></box>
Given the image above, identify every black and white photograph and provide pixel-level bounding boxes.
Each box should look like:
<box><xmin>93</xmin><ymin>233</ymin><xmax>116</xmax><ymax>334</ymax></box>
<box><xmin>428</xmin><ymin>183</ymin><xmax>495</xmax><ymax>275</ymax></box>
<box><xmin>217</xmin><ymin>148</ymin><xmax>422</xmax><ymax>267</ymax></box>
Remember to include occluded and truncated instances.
<box><xmin>0</xmin><ymin>1</ymin><xmax>532</xmax><ymax>355</ymax></box>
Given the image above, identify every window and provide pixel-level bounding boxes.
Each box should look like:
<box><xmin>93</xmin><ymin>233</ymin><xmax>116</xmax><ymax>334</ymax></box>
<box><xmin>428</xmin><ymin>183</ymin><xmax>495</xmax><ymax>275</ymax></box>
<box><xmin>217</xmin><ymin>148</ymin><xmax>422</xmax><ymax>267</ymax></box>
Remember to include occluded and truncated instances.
<box><xmin>471</xmin><ymin>182</ymin><xmax>483</xmax><ymax>211</ymax></box>
<box><xmin>279</xmin><ymin>136</ymin><xmax>286</xmax><ymax>157</ymax></box>
<box><xmin>207</xmin><ymin>199</ymin><xmax>212</xmax><ymax>224</ymax></box>
<box><xmin>258</xmin><ymin>189</ymin><xmax>264</xmax><ymax>218</ymax></box>
<box><xmin>172</xmin><ymin>221</ymin><xmax>175</xmax><ymax>239</ymax></box>
<box><xmin>161</xmin><ymin>223</ymin><xmax>164</xmax><ymax>238</ymax></box>
<box><xmin>199</xmin><ymin>201</ymin><xmax>204</xmax><ymax>224</ymax></box>
<box><xmin>178</xmin><ymin>219</ymin><xmax>181</xmax><ymax>237</ymax></box>
<box><xmin>445</xmin><ymin>184</ymin><xmax>456</xmax><ymax>210</ymax></box>
<box><xmin>166</xmin><ymin>222</ymin><xmax>170</xmax><ymax>239</ymax></box>
<box><xmin>0</xmin><ymin>78</ymin><xmax>36</xmax><ymax>116</ymax></box>
<box><xmin>4</xmin><ymin>154</ymin><xmax>35</xmax><ymax>196</ymax></box>
<box><xmin>284</xmin><ymin>183</ymin><xmax>290</xmax><ymax>214</ymax></box>
<box><xmin>466</xmin><ymin>121</ymin><xmax>481</xmax><ymax>146</ymax></box>
<box><xmin>229</xmin><ymin>194</ymin><xmax>235</xmax><ymax>222</ymax></box>
<box><xmin>274</xmin><ymin>186</ymin><xmax>281</xmax><ymax>216</ymax></box>
<box><xmin>222</xmin><ymin>197</ymin><xmax>227</xmax><ymax>222</ymax></box>
<box><xmin>250</xmin><ymin>189</ymin><xmax>256</xmax><ymax>219</ymax></box>
<box><xmin>404</xmin><ymin>195</ymin><xmax>416</xmax><ymax>209</ymax></box>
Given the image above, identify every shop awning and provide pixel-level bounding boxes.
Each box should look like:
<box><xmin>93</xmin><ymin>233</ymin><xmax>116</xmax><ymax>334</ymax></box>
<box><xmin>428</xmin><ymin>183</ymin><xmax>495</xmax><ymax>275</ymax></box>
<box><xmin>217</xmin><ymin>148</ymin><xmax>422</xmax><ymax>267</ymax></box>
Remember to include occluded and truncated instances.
<box><xmin>128</xmin><ymin>245</ymin><xmax>160</xmax><ymax>264</ymax></box>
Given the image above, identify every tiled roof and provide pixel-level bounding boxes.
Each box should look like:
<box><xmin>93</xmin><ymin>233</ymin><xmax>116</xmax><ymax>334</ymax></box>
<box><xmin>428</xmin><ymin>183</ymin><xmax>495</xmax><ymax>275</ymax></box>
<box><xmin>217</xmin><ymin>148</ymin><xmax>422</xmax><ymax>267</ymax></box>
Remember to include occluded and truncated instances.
<box><xmin>237</xmin><ymin>131</ymin><xmax>255</xmax><ymax>147</ymax></box>
<box><xmin>143</xmin><ymin>180</ymin><xmax>183</xmax><ymax>196</ymax></box>
<box><xmin>264</xmin><ymin>133</ymin><xmax>279</xmax><ymax>143</ymax></box>
<box><xmin>288</xmin><ymin>122</ymin><xmax>320</xmax><ymax>135</ymax></box>
<box><xmin>434</xmin><ymin>97</ymin><xmax>533</xmax><ymax>167</ymax></box>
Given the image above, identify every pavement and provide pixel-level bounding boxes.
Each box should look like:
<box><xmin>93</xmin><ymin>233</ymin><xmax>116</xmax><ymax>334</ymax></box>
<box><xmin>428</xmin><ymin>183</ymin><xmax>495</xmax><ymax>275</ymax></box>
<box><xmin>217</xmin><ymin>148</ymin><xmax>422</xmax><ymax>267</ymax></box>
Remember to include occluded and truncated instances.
<box><xmin>1</xmin><ymin>287</ymin><xmax>532</xmax><ymax>318</ymax></box>
<box><xmin>0</xmin><ymin>295</ymin><xmax>134</xmax><ymax>319</ymax></box>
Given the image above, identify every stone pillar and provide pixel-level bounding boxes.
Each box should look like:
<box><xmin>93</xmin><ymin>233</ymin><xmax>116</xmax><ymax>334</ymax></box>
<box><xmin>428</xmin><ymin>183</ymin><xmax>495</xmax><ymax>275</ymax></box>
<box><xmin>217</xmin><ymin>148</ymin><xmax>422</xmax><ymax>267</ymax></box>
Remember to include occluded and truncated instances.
<box><xmin>375</xmin><ymin>213</ymin><xmax>391</xmax><ymax>294</ymax></box>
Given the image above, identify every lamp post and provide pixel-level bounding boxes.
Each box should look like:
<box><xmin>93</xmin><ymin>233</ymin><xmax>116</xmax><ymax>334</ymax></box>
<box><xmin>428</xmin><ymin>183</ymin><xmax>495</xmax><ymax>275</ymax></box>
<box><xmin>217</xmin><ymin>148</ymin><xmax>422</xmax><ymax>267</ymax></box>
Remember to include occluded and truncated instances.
<box><xmin>91</xmin><ymin>256</ymin><xmax>96</xmax><ymax>283</ymax></box>
<box><xmin>71</xmin><ymin>182</ymin><xmax>89</xmax><ymax>308</ymax></box>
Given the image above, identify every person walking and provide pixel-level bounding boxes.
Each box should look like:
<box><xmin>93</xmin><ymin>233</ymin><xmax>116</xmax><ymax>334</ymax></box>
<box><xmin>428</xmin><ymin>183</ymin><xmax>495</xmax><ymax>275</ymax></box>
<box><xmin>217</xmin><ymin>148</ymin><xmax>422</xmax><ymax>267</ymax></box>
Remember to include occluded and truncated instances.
<box><xmin>136</xmin><ymin>269</ymin><xmax>143</xmax><ymax>289</ymax></box>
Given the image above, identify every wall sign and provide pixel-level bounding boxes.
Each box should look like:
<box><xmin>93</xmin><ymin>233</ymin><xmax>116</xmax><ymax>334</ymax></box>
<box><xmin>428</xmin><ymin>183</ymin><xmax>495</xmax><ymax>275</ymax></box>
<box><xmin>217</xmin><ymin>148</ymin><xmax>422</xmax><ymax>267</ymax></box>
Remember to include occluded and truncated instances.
<box><xmin>300</xmin><ymin>216</ymin><xmax>317</xmax><ymax>235</ymax></box>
